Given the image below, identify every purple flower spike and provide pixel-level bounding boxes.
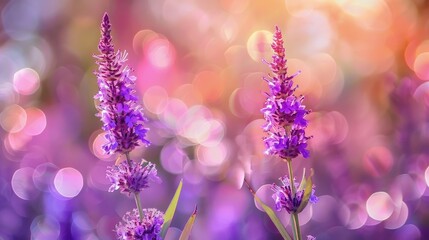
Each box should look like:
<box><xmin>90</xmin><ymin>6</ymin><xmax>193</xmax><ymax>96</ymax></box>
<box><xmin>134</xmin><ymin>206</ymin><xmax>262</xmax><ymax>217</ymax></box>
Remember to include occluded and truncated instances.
<box><xmin>106</xmin><ymin>160</ymin><xmax>161</xmax><ymax>196</ymax></box>
<box><xmin>94</xmin><ymin>13</ymin><xmax>150</xmax><ymax>155</ymax></box>
<box><xmin>116</xmin><ymin>208</ymin><xmax>164</xmax><ymax>240</ymax></box>
<box><xmin>271</xmin><ymin>176</ymin><xmax>317</xmax><ymax>214</ymax></box>
<box><xmin>262</xmin><ymin>26</ymin><xmax>311</xmax><ymax>160</ymax></box>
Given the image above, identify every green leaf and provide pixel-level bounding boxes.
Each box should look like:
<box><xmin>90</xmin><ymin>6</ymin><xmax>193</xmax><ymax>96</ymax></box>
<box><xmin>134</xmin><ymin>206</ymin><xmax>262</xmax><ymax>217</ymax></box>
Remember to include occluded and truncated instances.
<box><xmin>298</xmin><ymin>168</ymin><xmax>306</xmax><ymax>191</ymax></box>
<box><xmin>179</xmin><ymin>206</ymin><xmax>198</xmax><ymax>240</ymax></box>
<box><xmin>161</xmin><ymin>179</ymin><xmax>183</xmax><ymax>238</ymax></box>
<box><xmin>244</xmin><ymin>180</ymin><xmax>292</xmax><ymax>240</ymax></box>
<box><xmin>296</xmin><ymin>168</ymin><xmax>314</xmax><ymax>213</ymax></box>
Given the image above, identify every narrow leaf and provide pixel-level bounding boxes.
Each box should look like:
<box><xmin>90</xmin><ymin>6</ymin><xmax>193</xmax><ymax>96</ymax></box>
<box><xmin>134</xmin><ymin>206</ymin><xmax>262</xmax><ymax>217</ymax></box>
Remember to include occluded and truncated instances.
<box><xmin>161</xmin><ymin>179</ymin><xmax>183</xmax><ymax>238</ymax></box>
<box><xmin>244</xmin><ymin>179</ymin><xmax>292</xmax><ymax>240</ymax></box>
<box><xmin>297</xmin><ymin>168</ymin><xmax>314</xmax><ymax>213</ymax></box>
<box><xmin>298</xmin><ymin>168</ymin><xmax>306</xmax><ymax>191</ymax></box>
<box><xmin>179</xmin><ymin>206</ymin><xmax>198</xmax><ymax>240</ymax></box>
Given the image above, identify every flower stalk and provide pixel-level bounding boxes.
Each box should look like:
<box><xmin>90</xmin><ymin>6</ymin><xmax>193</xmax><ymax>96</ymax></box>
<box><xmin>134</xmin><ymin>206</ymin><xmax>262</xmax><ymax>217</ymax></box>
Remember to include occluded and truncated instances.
<box><xmin>287</xmin><ymin>159</ymin><xmax>301</xmax><ymax>240</ymax></box>
<box><xmin>134</xmin><ymin>192</ymin><xmax>144</xmax><ymax>222</ymax></box>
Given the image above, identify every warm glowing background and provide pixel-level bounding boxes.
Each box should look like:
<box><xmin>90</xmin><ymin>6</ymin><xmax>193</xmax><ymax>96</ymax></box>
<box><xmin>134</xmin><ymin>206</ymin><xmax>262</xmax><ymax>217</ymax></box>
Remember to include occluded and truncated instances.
<box><xmin>1</xmin><ymin>0</ymin><xmax>429</xmax><ymax>239</ymax></box>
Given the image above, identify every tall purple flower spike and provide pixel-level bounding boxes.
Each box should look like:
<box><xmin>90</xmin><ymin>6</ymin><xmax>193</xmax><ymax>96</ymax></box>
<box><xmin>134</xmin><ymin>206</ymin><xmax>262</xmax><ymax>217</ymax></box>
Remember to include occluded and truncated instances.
<box><xmin>262</xmin><ymin>26</ymin><xmax>311</xmax><ymax>160</ymax></box>
<box><xmin>94</xmin><ymin>13</ymin><xmax>150</xmax><ymax>155</ymax></box>
<box><xmin>115</xmin><ymin>208</ymin><xmax>164</xmax><ymax>240</ymax></box>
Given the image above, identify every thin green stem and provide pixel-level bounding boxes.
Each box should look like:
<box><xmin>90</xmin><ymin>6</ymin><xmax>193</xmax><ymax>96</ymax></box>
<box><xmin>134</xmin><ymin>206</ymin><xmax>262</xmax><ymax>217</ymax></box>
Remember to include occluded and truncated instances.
<box><xmin>125</xmin><ymin>152</ymin><xmax>132</xmax><ymax>165</ymax></box>
<box><xmin>286</xmin><ymin>159</ymin><xmax>302</xmax><ymax>240</ymax></box>
<box><xmin>286</xmin><ymin>159</ymin><xmax>296</xmax><ymax>194</ymax></box>
<box><xmin>290</xmin><ymin>213</ymin><xmax>301</xmax><ymax>240</ymax></box>
<box><xmin>134</xmin><ymin>192</ymin><xmax>143</xmax><ymax>221</ymax></box>
<box><xmin>125</xmin><ymin>152</ymin><xmax>144</xmax><ymax>221</ymax></box>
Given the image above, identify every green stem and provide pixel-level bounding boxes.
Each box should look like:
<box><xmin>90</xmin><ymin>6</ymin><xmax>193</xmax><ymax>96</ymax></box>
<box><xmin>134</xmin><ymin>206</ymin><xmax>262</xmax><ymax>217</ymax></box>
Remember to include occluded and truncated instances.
<box><xmin>125</xmin><ymin>152</ymin><xmax>144</xmax><ymax>221</ymax></box>
<box><xmin>286</xmin><ymin>159</ymin><xmax>302</xmax><ymax>240</ymax></box>
<box><xmin>290</xmin><ymin>213</ymin><xmax>301</xmax><ymax>240</ymax></box>
<box><xmin>134</xmin><ymin>192</ymin><xmax>144</xmax><ymax>221</ymax></box>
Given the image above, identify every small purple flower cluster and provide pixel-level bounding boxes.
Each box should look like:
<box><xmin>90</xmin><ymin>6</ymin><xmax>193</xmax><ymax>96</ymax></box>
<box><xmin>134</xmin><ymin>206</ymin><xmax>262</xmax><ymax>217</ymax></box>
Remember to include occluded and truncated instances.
<box><xmin>95</xmin><ymin>13</ymin><xmax>164</xmax><ymax>240</ymax></box>
<box><xmin>262</xmin><ymin>26</ymin><xmax>311</xmax><ymax>160</ymax></box>
<box><xmin>116</xmin><ymin>208</ymin><xmax>164</xmax><ymax>240</ymax></box>
<box><xmin>271</xmin><ymin>176</ymin><xmax>318</xmax><ymax>214</ymax></box>
<box><xmin>106</xmin><ymin>160</ymin><xmax>161</xmax><ymax>195</ymax></box>
<box><xmin>94</xmin><ymin>13</ymin><xmax>149</xmax><ymax>155</ymax></box>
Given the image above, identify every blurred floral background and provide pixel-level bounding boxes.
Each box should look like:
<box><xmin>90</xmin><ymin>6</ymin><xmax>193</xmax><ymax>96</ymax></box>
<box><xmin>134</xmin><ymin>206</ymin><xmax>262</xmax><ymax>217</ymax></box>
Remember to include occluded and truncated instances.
<box><xmin>1</xmin><ymin>0</ymin><xmax>429</xmax><ymax>239</ymax></box>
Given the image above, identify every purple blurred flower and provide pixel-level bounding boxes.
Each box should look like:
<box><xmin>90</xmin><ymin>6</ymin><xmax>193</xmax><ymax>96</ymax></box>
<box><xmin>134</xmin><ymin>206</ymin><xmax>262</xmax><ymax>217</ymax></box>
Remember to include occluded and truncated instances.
<box><xmin>116</xmin><ymin>208</ymin><xmax>164</xmax><ymax>240</ymax></box>
<box><xmin>307</xmin><ymin>235</ymin><xmax>316</xmax><ymax>240</ymax></box>
<box><xmin>262</xmin><ymin>26</ymin><xmax>311</xmax><ymax>160</ymax></box>
<box><xmin>94</xmin><ymin>13</ymin><xmax>149</xmax><ymax>155</ymax></box>
<box><xmin>309</xmin><ymin>188</ymin><xmax>319</xmax><ymax>204</ymax></box>
<box><xmin>106</xmin><ymin>160</ymin><xmax>160</xmax><ymax>196</ymax></box>
<box><xmin>271</xmin><ymin>176</ymin><xmax>318</xmax><ymax>214</ymax></box>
